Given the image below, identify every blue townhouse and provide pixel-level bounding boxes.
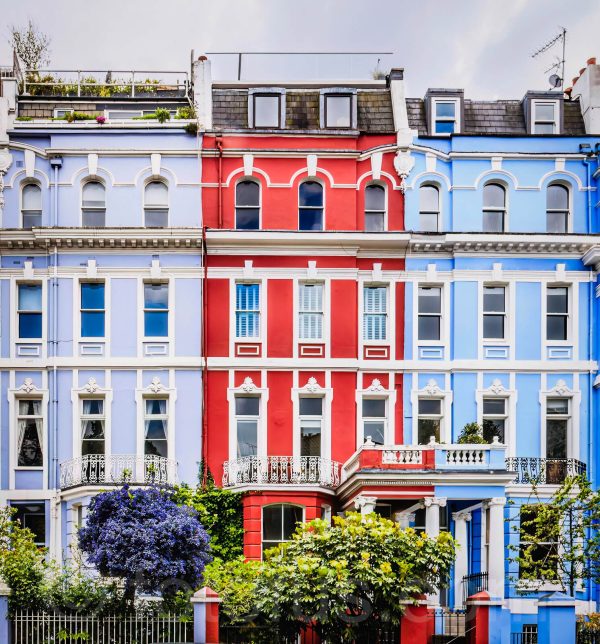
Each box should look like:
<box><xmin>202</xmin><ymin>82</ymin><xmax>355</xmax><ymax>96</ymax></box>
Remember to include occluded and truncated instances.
<box><xmin>0</xmin><ymin>65</ymin><xmax>203</xmax><ymax>559</ymax></box>
<box><xmin>399</xmin><ymin>58</ymin><xmax>600</xmax><ymax>633</ymax></box>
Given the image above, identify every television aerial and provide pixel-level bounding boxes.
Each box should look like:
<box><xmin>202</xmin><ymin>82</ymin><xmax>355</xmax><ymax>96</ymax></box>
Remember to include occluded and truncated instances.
<box><xmin>531</xmin><ymin>27</ymin><xmax>567</xmax><ymax>91</ymax></box>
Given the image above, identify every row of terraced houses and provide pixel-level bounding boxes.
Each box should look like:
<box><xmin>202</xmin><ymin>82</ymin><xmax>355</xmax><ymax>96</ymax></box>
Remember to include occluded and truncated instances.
<box><xmin>0</xmin><ymin>53</ymin><xmax>600</xmax><ymax>634</ymax></box>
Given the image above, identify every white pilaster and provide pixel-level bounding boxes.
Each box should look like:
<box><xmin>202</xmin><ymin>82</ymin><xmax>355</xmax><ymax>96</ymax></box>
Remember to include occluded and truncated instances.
<box><xmin>424</xmin><ymin>496</ymin><xmax>446</xmax><ymax>537</ymax></box>
<box><xmin>486</xmin><ymin>497</ymin><xmax>507</xmax><ymax>599</ymax></box>
<box><xmin>452</xmin><ymin>511</ymin><xmax>472</xmax><ymax>608</ymax></box>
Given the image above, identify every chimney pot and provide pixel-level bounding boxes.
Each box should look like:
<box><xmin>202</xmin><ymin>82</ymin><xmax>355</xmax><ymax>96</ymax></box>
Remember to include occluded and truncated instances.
<box><xmin>564</xmin><ymin>87</ymin><xmax>572</xmax><ymax>97</ymax></box>
<box><xmin>580</xmin><ymin>68</ymin><xmax>586</xmax><ymax>75</ymax></box>
<box><xmin>199</xmin><ymin>55</ymin><xmax>208</xmax><ymax>61</ymax></box>
<box><xmin>587</xmin><ymin>57</ymin><xmax>597</xmax><ymax>65</ymax></box>
<box><xmin>573</xmin><ymin>77</ymin><xmax>580</xmax><ymax>85</ymax></box>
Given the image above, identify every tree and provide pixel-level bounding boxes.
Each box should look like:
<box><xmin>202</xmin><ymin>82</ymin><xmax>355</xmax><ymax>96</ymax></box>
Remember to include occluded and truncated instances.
<box><xmin>509</xmin><ymin>474</ymin><xmax>600</xmax><ymax>596</ymax></box>
<box><xmin>78</xmin><ymin>486</ymin><xmax>211</xmax><ymax>606</ymax></box>
<box><xmin>209</xmin><ymin>512</ymin><xmax>455</xmax><ymax>640</ymax></box>
<box><xmin>8</xmin><ymin>19</ymin><xmax>51</xmax><ymax>70</ymax></box>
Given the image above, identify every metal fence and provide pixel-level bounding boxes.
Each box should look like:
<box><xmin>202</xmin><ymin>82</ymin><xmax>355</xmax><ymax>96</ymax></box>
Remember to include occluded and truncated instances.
<box><xmin>220</xmin><ymin>622</ymin><xmax>399</xmax><ymax>643</ymax></box>
<box><xmin>430</xmin><ymin>608</ymin><xmax>466</xmax><ymax>644</ymax></box>
<box><xmin>12</xmin><ymin>610</ymin><xmax>193</xmax><ymax>644</ymax></box>
<box><xmin>462</xmin><ymin>571</ymin><xmax>488</xmax><ymax>605</ymax></box>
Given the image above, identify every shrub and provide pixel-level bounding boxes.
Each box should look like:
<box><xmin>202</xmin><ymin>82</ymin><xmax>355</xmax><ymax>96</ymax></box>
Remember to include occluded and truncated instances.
<box><xmin>155</xmin><ymin>108</ymin><xmax>171</xmax><ymax>123</ymax></box>
<box><xmin>456</xmin><ymin>422</ymin><xmax>487</xmax><ymax>444</ymax></box>
<box><xmin>175</xmin><ymin>106</ymin><xmax>196</xmax><ymax>120</ymax></box>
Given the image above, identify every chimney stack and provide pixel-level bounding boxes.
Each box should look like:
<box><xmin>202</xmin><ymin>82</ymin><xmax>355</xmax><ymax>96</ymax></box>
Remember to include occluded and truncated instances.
<box><xmin>572</xmin><ymin>56</ymin><xmax>600</xmax><ymax>134</ymax></box>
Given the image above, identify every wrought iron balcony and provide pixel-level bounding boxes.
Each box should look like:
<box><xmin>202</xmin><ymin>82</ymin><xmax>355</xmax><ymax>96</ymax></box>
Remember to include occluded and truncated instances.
<box><xmin>59</xmin><ymin>455</ymin><xmax>178</xmax><ymax>490</ymax></box>
<box><xmin>506</xmin><ymin>457</ymin><xmax>586</xmax><ymax>485</ymax></box>
<box><xmin>222</xmin><ymin>456</ymin><xmax>341</xmax><ymax>488</ymax></box>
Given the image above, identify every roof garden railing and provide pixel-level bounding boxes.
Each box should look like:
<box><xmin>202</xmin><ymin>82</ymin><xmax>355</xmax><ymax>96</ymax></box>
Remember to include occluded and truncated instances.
<box><xmin>21</xmin><ymin>69</ymin><xmax>190</xmax><ymax>98</ymax></box>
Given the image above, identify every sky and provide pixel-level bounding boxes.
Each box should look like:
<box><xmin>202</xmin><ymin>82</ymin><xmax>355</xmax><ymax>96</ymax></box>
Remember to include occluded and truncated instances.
<box><xmin>0</xmin><ymin>0</ymin><xmax>598</xmax><ymax>99</ymax></box>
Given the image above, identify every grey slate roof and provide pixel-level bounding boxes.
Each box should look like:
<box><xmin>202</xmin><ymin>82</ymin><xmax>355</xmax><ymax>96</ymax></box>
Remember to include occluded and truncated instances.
<box><xmin>407</xmin><ymin>97</ymin><xmax>586</xmax><ymax>136</ymax></box>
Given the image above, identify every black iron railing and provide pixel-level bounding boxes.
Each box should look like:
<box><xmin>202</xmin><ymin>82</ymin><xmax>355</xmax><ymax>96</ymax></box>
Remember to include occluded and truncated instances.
<box><xmin>506</xmin><ymin>457</ymin><xmax>586</xmax><ymax>485</ymax></box>
<box><xmin>462</xmin><ymin>571</ymin><xmax>488</xmax><ymax>605</ymax></box>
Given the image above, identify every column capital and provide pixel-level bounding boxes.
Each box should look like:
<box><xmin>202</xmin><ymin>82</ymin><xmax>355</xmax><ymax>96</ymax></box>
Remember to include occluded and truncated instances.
<box><xmin>354</xmin><ymin>495</ymin><xmax>378</xmax><ymax>514</ymax></box>
<box><xmin>424</xmin><ymin>496</ymin><xmax>447</xmax><ymax>508</ymax></box>
<box><xmin>452</xmin><ymin>511</ymin><xmax>472</xmax><ymax>522</ymax></box>
<box><xmin>486</xmin><ymin>497</ymin><xmax>507</xmax><ymax>508</ymax></box>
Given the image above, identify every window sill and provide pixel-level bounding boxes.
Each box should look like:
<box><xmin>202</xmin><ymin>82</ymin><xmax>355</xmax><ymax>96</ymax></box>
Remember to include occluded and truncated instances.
<box><xmin>15</xmin><ymin>466</ymin><xmax>43</xmax><ymax>471</ymax></box>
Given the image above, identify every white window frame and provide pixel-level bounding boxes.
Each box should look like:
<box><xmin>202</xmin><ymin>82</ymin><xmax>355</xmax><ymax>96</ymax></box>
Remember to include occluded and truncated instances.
<box><xmin>482</xmin><ymin>284</ymin><xmax>507</xmax><ymax>341</ymax></box>
<box><xmin>539</xmin><ymin>377</ymin><xmax>580</xmax><ymax>462</ymax></box>
<box><xmin>482</xmin><ymin>182</ymin><xmax>508</xmax><ymax>233</ymax></box>
<box><xmin>364</xmin><ymin>183</ymin><xmax>387</xmax><ymax>232</ymax></box>
<box><xmin>411</xmin><ymin>378</ymin><xmax>452</xmax><ymax>446</ymax></box>
<box><xmin>15</xmin><ymin>280</ymin><xmax>44</xmax><ymax>343</ymax></box>
<box><xmin>543</xmin><ymin>282</ymin><xmax>575</xmax><ymax>348</ymax></box>
<box><xmin>546</xmin><ymin>182</ymin><xmax>571</xmax><ymax>234</ymax></box>
<box><xmin>531</xmin><ymin>100</ymin><xmax>559</xmax><ymax>135</ymax></box>
<box><xmin>227</xmin><ymin>375</ymin><xmax>269</xmax><ymax>461</ymax></box>
<box><xmin>135</xmin><ymin>374</ymin><xmax>176</xmax><ymax>463</ymax></box>
<box><xmin>298</xmin><ymin>180</ymin><xmax>325</xmax><ymax>231</ymax></box>
<box><xmin>261</xmin><ymin>503</ymin><xmax>305</xmax><ymax>557</ymax></box>
<box><xmin>292</xmin><ymin>376</ymin><xmax>333</xmax><ymax>460</ymax></box>
<box><xmin>74</xmin><ymin>277</ymin><xmax>111</xmax><ymax>356</ymax></box>
<box><xmin>71</xmin><ymin>375</ymin><xmax>113</xmax><ymax>460</ymax></box>
<box><xmin>476</xmin><ymin>376</ymin><xmax>517</xmax><ymax>456</ymax></box>
<box><xmin>431</xmin><ymin>98</ymin><xmax>460</xmax><ymax>135</ymax></box>
<box><xmin>416</xmin><ymin>284</ymin><xmax>443</xmax><ymax>344</ymax></box>
<box><xmin>298</xmin><ymin>282</ymin><xmax>324</xmax><ymax>342</ymax></box>
<box><xmin>320</xmin><ymin>89</ymin><xmax>357</xmax><ymax>129</ymax></box>
<box><xmin>355</xmin><ymin>376</ymin><xmax>396</xmax><ymax>449</ymax></box>
<box><xmin>81</xmin><ymin>179</ymin><xmax>107</xmax><ymax>228</ymax></box>
<box><xmin>138</xmin><ymin>278</ymin><xmax>173</xmax><ymax>354</ymax></box>
<box><xmin>248</xmin><ymin>88</ymin><xmax>286</xmax><ymax>129</ymax></box>
<box><xmin>143</xmin><ymin>179</ymin><xmax>169</xmax><ymax>228</ymax></box>
<box><xmin>362</xmin><ymin>283</ymin><xmax>389</xmax><ymax>344</ymax></box>
<box><xmin>234</xmin><ymin>178</ymin><xmax>261</xmax><ymax>230</ymax></box>
<box><xmin>20</xmin><ymin>181</ymin><xmax>42</xmax><ymax>229</ymax></box>
<box><xmin>418</xmin><ymin>183</ymin><xmax>441</xmax><ymax>232</ymax></box>
<box><xmin>233</xmin><ymin>281</ymin><xmax>262</xmax><ymax>341</ymax></box>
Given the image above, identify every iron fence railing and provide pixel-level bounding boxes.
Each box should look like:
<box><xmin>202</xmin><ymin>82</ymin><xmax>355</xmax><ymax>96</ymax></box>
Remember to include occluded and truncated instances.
<box><xmin>511</xmin><ymin>626</ymin><xmax>538</xmax><ymax>643</ymax></box>
<box><xmin>430</xmin><ymin>608</ymin><xmax>466</xmax><ymax>643</ymax></box>
<box><xmin>506</xmin><ymin>457</ymin><xmax>586</xmax><ymax>484</ymax></box>
<box><xmin>462</xmin><ymin>571</ymin><xmax>488</xmax><ymax>605</ymax></box>
<box><xmin>12</xmin><ymin>610</ymin><xmax>193</xmax><ymax>644</ymax></box>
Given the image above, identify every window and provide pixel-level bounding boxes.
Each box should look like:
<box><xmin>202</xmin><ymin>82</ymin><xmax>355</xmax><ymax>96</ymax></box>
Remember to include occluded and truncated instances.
<box><xmin>363</xmin><ymin>286</ymin><xmax>387</xmax><ymax>341</ymax></box>
<box><xmin>364</xmin><ymin>184</ymin><xmax>385</xmax><ymax>232</ymax></box>
<box><xmin>546</xmin><ymin>287</ymin><xmax>568</xmax><ymax>341</ymax></box>
<box><xmin>262</xmin><ymin>504</ymin><xmax>303</xmax><ymax>552</ymax></box>
<box><xmin>419</xmin><ymin>185</ymin><xmax>440</xmax><ymax>232</ymax></box>
<box><xmin>22</xmin><ymin>184</ymin><xmax>42</xmax><ymax>228</ymax></box>
<box><xmin>12</xmin><ymin>503</ymin><xmax>45</xmax><ymax>546</ymax></box>
<box><xmin>82</xmin><ymin>181</ymin><xmax>106</xmax><ymax>227</ymax></box>
<box><xmin>533</xmin><ymin>101</ymin><xmax>558</xmax><ymax>134</ymax></box>
<box><xmin>519</xmin><ymin>505</ymin><xmax>558</xmax><ymax>579</ymax></box>
<box><xmin>18</xmin><ymin>284</ymin><xmax>42</xmax><ymax>339</ymax></box>
<box><xmin>80</xmin><ymin>283</ymin><xmax>105</xmax><ymax>338</ymax></box>
<box><xmin>482</xmin><ymin>183</ymin><xmax>506</xmax><ymax>232</ymax></box>
<box><xmin>81</xmin><ymin>399</ymin><xmax>105</xmax><ymax>456</ymax></box>
<box><xmin>299</xmin><ymin>397</ymin><xmax>322</xmax><ymax>457</ymax></box>
<box><xmin>483</xmin><ymin>286</ymin><xmax>506</xmax><ymax>339</ymax></box>
<box><xmin>235</xmin><ymin>396</ymin><xmax>259</xmax><ymax>458</ymax></box>
<box><xmin>546</xmin><ymin>398</ymin><xmax>568</xmax><ymax>460</ymax></box>
<box><xmin>144</xmin><ymin>398</ymin><xmax>168</xmax><ymax>457</ymax></box>
<box><xmin>417</xmin><ymin>398</ymin><xmax>441</xmax><ymax>444</ymax></box>
<box><xmin>482</xmin><ymin>398</ymin><xmax>506</xmax><ymax>443</ymax></box>
<box><xmin>298</xmin><ymin>181</ymin><xmax>323</xmax><ymax>231</ymax></box>
<box><xmin>144</xmin><ymin>283</ymin><xmax>168</xmax><ymax>337</ymax></box>
<box><xmin>418</xmin><ymin>287</ymin><xmax>441</xmax><ymax>341</ymax></box>
<box><xmin>252</xmin><ymin>94</ymin><xmax>281</xmax><ymax>128</ymax></box>
<box><xmin>546</xmin><ymin>184</ymin><xmax>569</xmax><ymax>233</ymax></box>
<box><xmin>144</xmin><ymin>181</ymin><xmax>168</xmax><ymax>227</ymax></box>
<box><xmin>324</xmin><ymin>94</ymin><xmax>352</xmax><ymax>128</ymax></box>
<box><xmin>433</xmin><ymin>100</ymin><xmax>457</xmax><ymax>134</ymax></box>
<box><xmin>235</xmin><ymin>181</ymin><xmax>260</xmax><ymax>230</ymax></box>
<box><xmin>298</xmin><ymin>283</ymin><xmax>323</xmax><ymax>341</ymax></box>
<box><xmin>362</xmin><ymin>398</ymin><xmax>386</xmax><ymax>445</ymax></box>
<box><xmin>17</xmin><ymin>399</ymin><xmax>43</xmax><ymax>466</ymax></box>
<box><xmin>236</xmin><ymin>283</ymin><xmax>260</xmax><ymax>338</ymax></box>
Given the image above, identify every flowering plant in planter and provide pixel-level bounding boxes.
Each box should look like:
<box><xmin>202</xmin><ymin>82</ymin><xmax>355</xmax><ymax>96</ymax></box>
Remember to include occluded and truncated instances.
<box><xmin>96</xmin><ymin>115</ymin><xmax>106</xmax><ymax>124</ymax></box>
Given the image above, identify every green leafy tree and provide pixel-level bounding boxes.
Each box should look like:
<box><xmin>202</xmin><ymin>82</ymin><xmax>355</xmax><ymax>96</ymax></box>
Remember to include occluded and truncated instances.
<box><xmin>508</xmin><ymin>474</ymin><xmax>600</xmax><ymax>596</ymax></box>
<box><xmin>209</xmin><ymin>512</ymin><xmax>455</xmax><ymax>640</ymax></box>
<box><xmin>9</xmin><ymin>19</ymin><xmax>51</xmax><ymax>69</ymax></box>
<box><xmin>456</xmin><ymin>422</ymin><xmax>488</xmax><ymax>444</ymax></box>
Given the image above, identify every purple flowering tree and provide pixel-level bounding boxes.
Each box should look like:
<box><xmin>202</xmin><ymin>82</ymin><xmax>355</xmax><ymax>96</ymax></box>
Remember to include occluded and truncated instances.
<box><xmin>78</xmin><ymin>486</ymin><xmax>211</xmax><ymax>605</ymax></box>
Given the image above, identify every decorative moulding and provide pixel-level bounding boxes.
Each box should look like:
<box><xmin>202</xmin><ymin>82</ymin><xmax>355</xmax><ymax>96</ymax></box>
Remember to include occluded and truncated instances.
<box><xmin>147</xmin><ymin>377</ymin><xmax>165</xmax><ymax>393</ymax></box>
<box><xmin>366</xmin><ymin>378</ymin><xmax>385</xmax><ymax>392</ymax></box>
<box><xmin>19</xmin><ymin>378</ymin><xmax>38</xmax><ymax>393</ymax></box>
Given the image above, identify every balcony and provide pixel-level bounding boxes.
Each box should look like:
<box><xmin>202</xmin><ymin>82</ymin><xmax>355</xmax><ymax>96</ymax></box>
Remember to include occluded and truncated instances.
<box><xmin>59</xmin><ymin>455</ymin><xmax>178</xmax><ymax>490</ymax></box>
<box><xmin>222</xmin><ymin>456</ymin><xmax>341</xmax><ymax>488</ymax></box>
<box><xmin>506</xmin><ymin>457</ymin><xmax>586</xmax><ymax>485</ymax></box>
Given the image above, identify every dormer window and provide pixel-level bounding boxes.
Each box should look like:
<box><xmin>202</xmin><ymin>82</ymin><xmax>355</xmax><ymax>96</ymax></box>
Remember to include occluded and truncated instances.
<box><xmin>320</xmin><ymin>89</ymin><xmax>357</xmax><ymax>129</ymax></box>
<box><xmin>532</xmin><ymin>101</ymin><xmax>558</xmax><ymax>134</ymax></box>
<box><xmin>433</xmin><ymin>99</ymin><xmax>458</xmax><ymax>134</ymax></box>
<box><xmin>248</xmin><ymin>89</ymin><xmax>285</xmax><ymax>129</ymax></box>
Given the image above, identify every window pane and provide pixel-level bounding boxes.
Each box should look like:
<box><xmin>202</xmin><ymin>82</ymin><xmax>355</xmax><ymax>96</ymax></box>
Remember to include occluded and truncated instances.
<box><xmin>82</xmin><ymin>419</ymin><xmax>105</xmax><ymax>440</ymax></box>
<box><xmin>81</xmin><ymin>312</ymin><xmax>105</xmax><ymax>337</ymax></box>
<box><xmin>18</xmin><ymin>420</ymin><xmax>43</xmax><ymax>466</ymax></box>
<box><xmin>483</xmin><ymin>210</ymin><xmax>504</xmax><ymax>232</ymax></box>
<box><xmin>145</xmin><ymin>209</ymin><xmax>168</xmax><ymax>227</ymax></box>
<box><xmin>82</xmin><ymin>439</ymin><xmax>105</xmax><ymax>456</ymax></box>
<box><xmin>145</xmin><ymin>182</ymin><xmax>168</xmax><ymax>206</ymax></box>
<box><xmin>418</xmin><ymin>316</ymin><xmax>440</xmax><ymax>341</ymax></box>
<box><xmin>235</xmin><ymin>208</ymin><xmax>260</xmax><ymax>230</ymax></box>
<box><xmin>146</xmin><ymin>398</ymin><xmax>167</xmax><ymax>415</ymax></box>
<box><xmin>23</xmin><ymin>184</ymin><xmax>41</xmax><ymax>210</ymax></box>
<box><xmin>325</xmin><ymin>95</ymin><xmax>351</xmax><ymax>127</ymax></box>
<box><xmin>418</xmin><ymin>287</ymin><xmax>441</xmax><ymax>313</ymax></box>
<box><xmin>145</xmin><ymin>439</ymin><xmax>168</xmax><ymax>457</ymax></box>
<box><xmin>23</xmin><ymin>213</ymin><xmax>42</xmax><ymax>229</ymax></box>
<box><xmin>13</xmin><ymin>504</ymin><xmax>45</xmax><ymax>545</ymax></box>
<box><xmin>483</xmin><ymin>287</ymin><xmax>504</xmax><ymax>312</ymax></box>
<box><xmin>82</xmin><ymin>182</ymin><xmax>105</xmax><ymax>207</ymax></box>
<box><xmin>483</xmin><ymin>398</ymin><xmax>505</xmax><ymax>415</ymax></box>
<box><xmin>263</xmin><ymin>505</ymin><xmax>282</xmax><ymax>541</ymax></box>
<box><xmin>254</xmin><ymin>95</ymin><xmax>280</xmax><ymax>127</ymax></box>
<box><xmin>418</xmin><ymin>419</ymin><xmax>440</xmax><ymax>444</ymax></box>
<box><xmin>83</xmin><ymin>399</ymin><xmax>103</xmax><ymax>415</ymax></box>
<box><xmin>236</xmin><ymin>181</ymin><xmax>260</xmax><ymax>207</ymax></box>
<box><xmin>362</xmin><ymin>398</ymin><xmax>386</xmax><ymax>417</ymax></box>
<box><xmin>299</xmin><ymin>397</ymin><xmax>322</xmax><ymax>416</ymax></box>
<box><xmin>82</xmin><ymin>210</ymin><xmax>106</xmax><ymax>227</ymax></box>
<box><xmin>547</xmin><ymin>398</ymin><xmax>568</xmax><ymax>415</ymax></box>
<box><xmin>236</xmin><ymin>397</ymin><xmax>260</xmax><ymax>416</ymax></box>
<box><xmin>144</xmin><ymin>284</ymin><xmax>168</xmax><ymax>309</ymax></box>
<box><xmin>299</xmin><ymin>209</ymin><xmax>323</xmax><ymax>231</ymax></box>
<box><xmin>237</xmin><ymin>420</ymin><xmax>257</xmax><ymax>457</ymax></box>
<box><xmin>547</xmin><ymin>288</ymin><xmax>567</xmax><ymax>313</ymax></box>
<box><xmin>144</xmin><ymin>311</ymin><xmax>168</xmax><ymax>336</ymax></box>
<box><xmin>419</xmin><ymin>213</ymin><xmax>439</xmax><ymax>232</ymax></box>
<box><xmin>299</xmin><ymin>182</ymin><xmax>323</xmax><ymax>207</ymax></box>
<box><xmin>535</xmin><ymin>103</ymin><xmax>555</xmax><ymax>121</ymax></box>
<box><xmin>236</xmin><ymin>284</ymin><xmax>260</xmax><ymax>310</ymax></box>
<box><xmin>547</xmin><ymin>184</ymin><xmax>568</xmax><ymax>210</ymax></box>
<box><xmin>19</xmin><ymin>313</ymin><xmax>42</xmax><ymax>338</ymax></box>
<box><xmin>419</xmin><ymin>399</ymin><xmax>441</xmax><ymax>415</ymax></box>
<box><xmin>483</xmin><ymin>418</ymin><xmax>505</xmax><ymax>443</ymax></box>
<box><xmin>483</xmin><ymin>315</ymin><xmax>504</xmax><ymax>339</ymax></box>
<box><xmin>301</xmin><ymin>422</ymin><xmax>321</xmax><ymax>456</ymax></box>
<box><xmin>363</xmin><ymin>421</ymin><xmax>384</xmax><ymax>445</ymax></box>
<box><xmin>365</xmin><ymin>212</ymin><xmax>384</xmax><ymax>232</ymax></box>
<box><xmin>546</xmin><ymin>419</ymin><xmax>567</xmax><ymax>459</ymax></box>
<box><xmin>145</xmin><ymin>419</ymin><xmax>167</xmax><ymax>440</ymax></box>
<box><xmin>19</xmin><ymin>400</ymin><xmax>41</xmax><ymax>415</ymax></box>
<box><xmin>283</xmin><ymin>506</ymin><xmax>303</xmax><ymax>539</ymax></box>
<box><xmin>483</xmin><ymin>184</ymin><xmax>505</xmax><ymax>208</ymax></box>
<box><xmin>81</xmin><ymin>283</ymin><xmax>104</xmax><ymax>309</ymax></box>
<box><xmin>436</xmin><ymin>102</ymin><xmax>456</xmax><ymax>118</ymax></box>
<box><xmin>535</xmin><ymin>122</ymin><xmax>555</xmax><ymax>135</ymax></box>
<box><xmin>547</xmin><ymin>212</ymin><xmax>567</xmax><ymax>233</ymax></box>
<box><xmin>19</xmin><ymin>285</ymin><xmax>42</xmax><ymax>311</ymax></box>
<box><xmin>364</xmin><ymin>287</ymin><xmax>386</xmax><ymax>312</ymax></box>
<box><xmin>419</xmin><ymin>185</ymin><xmax>439</xmax><ymax>212</ymax></box>
<box><xmin>435</xmin><ymin>120</ymin><xmax>454</xmax><ymax>134</ymax></box>
<box><xmin>546</xmin><ymin>315</ymin><xmax>567</xmax><ymax>341</ymax></box>
<box><xmin>299</xmin><ymin>284</ymin><xmax>323</xmax><ymax>312</ymax></box>
<box><xmin>365</xmin><ymin>185</ymin><xmax>385</xmax><ymax>211</ymax></box>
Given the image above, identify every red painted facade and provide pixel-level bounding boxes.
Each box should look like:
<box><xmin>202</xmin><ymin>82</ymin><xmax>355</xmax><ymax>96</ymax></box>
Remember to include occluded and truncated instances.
<box><xmin>201</xmin><ymin>98</ymin><xmax>431</xmax><ymax>558</ymax></box>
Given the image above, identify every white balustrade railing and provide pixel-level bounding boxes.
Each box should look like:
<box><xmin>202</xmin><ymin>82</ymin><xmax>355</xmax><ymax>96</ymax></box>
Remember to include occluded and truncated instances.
<box><xmin>381</xmin><ymin>447</ymin><xmax>424</xmax><ymax>465</ymax></box>
<box><xmin>222</xmin><ymin>456</ymin><xmax>340</xmax><ymax>488</ymax></box>
<box><xmin>444</xmin><ymin>447</ymin><xmax>488</xmax><ymax>466</ymax></box>
<box><xmin>60</xmin><ymin>455</ymin><xmax>178</xmax><ymax>489</ymax></box>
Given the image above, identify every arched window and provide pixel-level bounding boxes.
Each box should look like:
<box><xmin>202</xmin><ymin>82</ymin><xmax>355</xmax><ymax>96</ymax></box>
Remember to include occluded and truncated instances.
<box><xmin>546</xmin><ymin>183</ymin><xmax>569</xmax><ymax>233</ymax></box>
<box><xmin>262</xmin><ymin>504</ymin><xmax>304</xmax><ymax>553</ymax></box>
<box><xmin>22</xmin><ymin>183</ymin><xmax>42</xmax><ymax>228</ymax></box>
<box><xmin>364</xmin><ymin>184</ymin><xmax>385</xmax><ymax>232</ymax></box>
<box><xmin>299</xmin><ymin>181</ymin><xmax>323</xmax><ymax>231</ymax></box>
<box><xmin>144</xmin><ymin>181</ymin><xmax>168</xmax><ymax>227</ymax></box>
<box><xmin>82</xmin><ymin>181</ymin><xmax>106</xmax><ymax>227</ymax></box>
<box><xmin>235</xmin><ymin>180</ymin><xmax>260</xmax><ymax>230</ymax></box>
<box><xmin>482</xmin><ymin>182</ymin><xmax>506</xmax><ymax>232</ymax></box>
<box><xmin>419</xmin><ymin>184</ymin><xmax>440</xmax><ymax>232</ymax></box>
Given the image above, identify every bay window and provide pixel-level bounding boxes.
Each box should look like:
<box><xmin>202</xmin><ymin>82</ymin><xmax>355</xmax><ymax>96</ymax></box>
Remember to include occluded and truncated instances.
<box><xmin>262</xmin><ymin>504</ymin><xmax>303</xmax><ymax>553</ymax></box>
